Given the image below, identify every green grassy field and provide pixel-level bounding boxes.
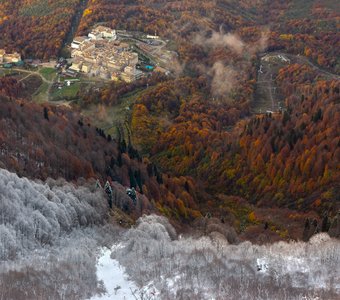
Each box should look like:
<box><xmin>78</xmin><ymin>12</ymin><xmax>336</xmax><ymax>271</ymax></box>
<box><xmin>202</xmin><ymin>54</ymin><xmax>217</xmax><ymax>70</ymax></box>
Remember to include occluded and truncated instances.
<box><xmin>32</xmin><ymin>81</ymin><xmax>49</xmax><ymax>103</ymax></box>
<box><xmin>82</xmin><ymin>88</ymin><xmax>146</xmax><ymax>139</ymax></box>
<box><xmin>50</xmin><ymin>82</ymin><xmax>81</xmax><ymax>101</ymax></box>
<box><xmin>39</xmin><ymin>67</ymin><xmax>56</xmax><ymax>81</ymax></box>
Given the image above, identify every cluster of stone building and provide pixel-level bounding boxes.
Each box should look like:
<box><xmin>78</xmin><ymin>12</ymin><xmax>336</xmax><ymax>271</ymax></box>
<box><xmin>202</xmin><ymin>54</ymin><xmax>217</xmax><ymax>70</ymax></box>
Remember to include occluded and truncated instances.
<box><xmin>70</xmin><ymin>26</ymin><xmax>142</xmax><ymax>82</ymax></box>
<box><xmin>0</xmin><ymin>49</ymin><xmax>22</xmax><ymax>64</ymax></box>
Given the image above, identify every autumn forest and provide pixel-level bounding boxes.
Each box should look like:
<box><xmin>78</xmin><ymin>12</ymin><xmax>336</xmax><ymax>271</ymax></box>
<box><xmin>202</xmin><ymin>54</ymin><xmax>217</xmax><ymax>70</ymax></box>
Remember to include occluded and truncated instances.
<box><xmin>0</xmin><ymin>0</ymin><xmax>339</xmax><ymax>242</ymax></box>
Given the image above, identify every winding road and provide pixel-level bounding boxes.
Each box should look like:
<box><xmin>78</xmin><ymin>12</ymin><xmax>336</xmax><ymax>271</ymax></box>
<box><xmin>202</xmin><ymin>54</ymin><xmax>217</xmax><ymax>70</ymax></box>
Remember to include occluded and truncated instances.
<box><xmin>280</xmin><ymin>52</ymin><xmax>340</xmax><ymax>80</ymax></box>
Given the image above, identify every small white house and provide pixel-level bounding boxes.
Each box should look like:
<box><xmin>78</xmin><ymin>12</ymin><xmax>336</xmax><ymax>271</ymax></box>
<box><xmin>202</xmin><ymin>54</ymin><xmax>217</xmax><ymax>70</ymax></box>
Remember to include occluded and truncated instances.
<box><xmin>147</xmin><ymin>34</ymin><xmax>160</xmax><ymax>40</ymax></box>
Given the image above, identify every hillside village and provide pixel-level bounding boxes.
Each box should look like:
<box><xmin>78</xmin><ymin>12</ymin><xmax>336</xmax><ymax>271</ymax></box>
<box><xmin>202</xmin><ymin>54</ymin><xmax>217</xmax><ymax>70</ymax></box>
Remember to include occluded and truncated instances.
<box><xmin>70</xmin><ymin>26</ymin><xmax>142</xmax><ymax>82</ymax></box>
<box><xmin>1</xmin><ymin>25</ymin><xmax>174</xmax><ymax>86</ymax></box>
<box><xmin>0</xmin><ymin>25</ymin><xmax>174</xmax><ymax>105</ymax></box>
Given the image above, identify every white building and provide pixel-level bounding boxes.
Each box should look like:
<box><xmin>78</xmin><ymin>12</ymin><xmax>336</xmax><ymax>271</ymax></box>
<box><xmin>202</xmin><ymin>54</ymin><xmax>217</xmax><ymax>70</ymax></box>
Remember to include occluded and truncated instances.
<box><xmin>121</xmin><ymin>65</ymin><xmax>142</xmax><ymax>82</ymax></box>
<box><xmin>88</xmin><ymin>26</ymin><xmax>117</xmax><ymax>40</ymax></box>
<box><xmin>88</xmin><ymin>31</ymin><xmax>102</xmax><ymax>40</ymax></box>
<box><xmin>71</xmin><ymin>36</ymin><xmax>89</xmax><ymax>49</ymax></box>
<box><xmin>68</xmin><ymin>26</ymin><xmax>142</xmax><ymax>82</ymax></box>
<box><xmin>81</xmin><ymin>62</ymin><xmax>92</xmax><ymax>74</ymax></box>
<box><xmin>146</xmin><ymin>34</ymin><xmax>160</xmax><ymax>40</ymax></box>
<box><xmin>70</xmin><ymin>59</ymin><xmax>83</xmax><ymax>72</ymax></box>
<box><xmin>3</xmin><ymin>52</ymin><xmax>21</xmax><ymax>63</ymax></box>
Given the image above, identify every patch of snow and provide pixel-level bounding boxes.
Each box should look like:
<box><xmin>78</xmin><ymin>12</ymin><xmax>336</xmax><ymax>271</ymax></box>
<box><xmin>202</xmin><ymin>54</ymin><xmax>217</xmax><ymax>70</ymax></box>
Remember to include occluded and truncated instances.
<box><xmin>256</xmin><ymin>258</ymin><xmax>268</xmax><ymax>272</ymax></box>
<box><xmin>139</xmin><ymin>281</ymin><xmax>160</xmax><ymax>299</ymax></box>
<box><xmin>165</xmin><ymin>274</ymin><xmax>181</xmax><ymax>291</ymax></box>
<box><xmin>284</xmin><ymin>256</ymin><xmax>309</xmax><ymax>274</ymax></box>
<box><xmin>90</xmin><ymin>246</ymin><xmax>138</xmax><ymax>300</ymax></box>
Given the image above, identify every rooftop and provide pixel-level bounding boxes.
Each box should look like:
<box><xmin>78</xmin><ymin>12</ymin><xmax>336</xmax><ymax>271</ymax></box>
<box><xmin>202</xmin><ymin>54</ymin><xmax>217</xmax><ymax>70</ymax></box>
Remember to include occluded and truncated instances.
<box><xmin>94</xmin><ymin>26</ymin><xmax>115</xmax><ymax>33</ymax></box>
<box><xmin>73</xmin><ymin>36</ymin><xmax>89</xmax><ymax>44</ymax></box>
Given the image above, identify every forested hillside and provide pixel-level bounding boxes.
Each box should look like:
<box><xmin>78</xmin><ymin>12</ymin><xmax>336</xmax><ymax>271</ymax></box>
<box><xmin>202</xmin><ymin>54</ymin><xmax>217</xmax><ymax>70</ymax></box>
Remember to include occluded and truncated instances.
<box><xmin>0</xmin><ymin>1</ymin><xmax>340</xmax><ymax>298</ymax></box>
<box><xmin>74</xmin><ymin>0</ymin><xmax>340</xmax><ymax>225</ymax></box>
<box><xmin>78</xmin><ymin>0</ymin><xmax>339</xmax><ymax>73</ymax></box>
<box><xmin>0</xmin><ymin>168</ymin><xmax>107</xmax><ymax>260</ymax></box>
<box><xmin>0</xmin><ymin>168</ymin><xmax>120</xmax><ymax>299</ymax></box>
<box><xmin>1</xmin><ymin>171</ymin><xmax>339</xmax><ymax>299</ymax></box>
<box><xmin>112</xmin><ymin>215</ymin><xmax>340</xmax><ymax>299</ymax></box>
<box><xmin>135</xmin><ymin>66</ymin><xmax>340</xmax><ymax>212</ymax></box>
<box><xmin>0</xmin><ymin>0</ymin><xmax>81</xmax><ymax>59</ymax></box>
<box><xmin>0</xmin><ymin>0</ymin><xmax>339</xmax><ymax>240</ymax></box>
<box><xmin>265</xmin><ymin>0</ymin><xmax>340</xmax><ymax>73</ymax></box>
<box><xmin>0</xmin><ymin>93</ymin><xmax>203</xmax><ymax>221</ymax></box>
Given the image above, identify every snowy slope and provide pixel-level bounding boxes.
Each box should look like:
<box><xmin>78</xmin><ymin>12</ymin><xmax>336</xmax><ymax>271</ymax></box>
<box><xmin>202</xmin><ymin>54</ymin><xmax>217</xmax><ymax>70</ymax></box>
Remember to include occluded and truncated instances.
<box><xmin>1</xmin><ymin>167</ymin><xmax>339</xmax><ymax>299</ymax></box>
<box><xmin>90</xmin><ymin>246</ymin><xmax>138</xmax><ymax>300</ymax></box>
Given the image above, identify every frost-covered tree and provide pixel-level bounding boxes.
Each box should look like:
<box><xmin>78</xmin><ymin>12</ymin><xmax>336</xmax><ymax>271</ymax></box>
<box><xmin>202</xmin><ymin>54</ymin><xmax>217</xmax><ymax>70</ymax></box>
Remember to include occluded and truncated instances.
<box><xmin>111</xmin><ymin>215</ymin><xmax>340</xmax><ymax>300</ymax></box>
<box><xmin>0</xmin><ymin>168</ymin><xmax>123</xmax><ymax>300</ymax></box>
<box><xmin>0</xmin><ymin>168</ymin><xmax>108</xmax><ymax>260</ymax></box>
<box><xmin>104</xmin><ymin>181</ymin><xmax>113</xmax><ymax>209</ymax></box>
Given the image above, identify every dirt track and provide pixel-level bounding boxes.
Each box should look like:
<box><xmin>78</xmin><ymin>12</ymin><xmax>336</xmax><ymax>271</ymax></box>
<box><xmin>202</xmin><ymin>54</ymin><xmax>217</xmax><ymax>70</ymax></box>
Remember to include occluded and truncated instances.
<box><xmin>252</xmin><ymin>52</ymin><xmax>340</xmax><ymax>114</ymax></box>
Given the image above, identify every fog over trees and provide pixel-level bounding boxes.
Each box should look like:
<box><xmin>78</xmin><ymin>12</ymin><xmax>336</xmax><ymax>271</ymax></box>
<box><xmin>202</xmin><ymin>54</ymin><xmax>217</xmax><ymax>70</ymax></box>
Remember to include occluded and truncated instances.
<box><xmin>1</xmin><ymin>169</ymin><xmax>339</xmax><ymax>299</ymax></box>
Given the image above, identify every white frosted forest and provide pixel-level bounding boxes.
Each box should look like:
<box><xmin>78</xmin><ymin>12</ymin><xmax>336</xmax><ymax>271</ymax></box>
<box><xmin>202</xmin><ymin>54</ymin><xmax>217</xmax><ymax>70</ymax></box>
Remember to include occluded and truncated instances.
<box><xmin>0</xmin><ymin>168</ymin><xmax>339</xmax><ymax>300</ymax></box>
